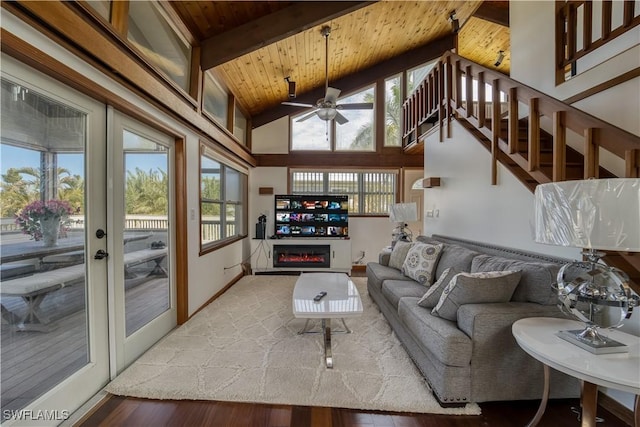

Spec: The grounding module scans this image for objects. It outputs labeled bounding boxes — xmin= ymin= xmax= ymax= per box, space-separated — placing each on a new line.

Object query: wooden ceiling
xmin=170 ymin=1 xmax=510 ymax=121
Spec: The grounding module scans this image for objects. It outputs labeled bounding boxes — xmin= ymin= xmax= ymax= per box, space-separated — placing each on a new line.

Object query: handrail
xmin=402 ymin=51 xmax=640 ymax=184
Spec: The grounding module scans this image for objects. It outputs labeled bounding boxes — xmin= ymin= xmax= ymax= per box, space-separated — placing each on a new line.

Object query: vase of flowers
xmin=15 ymin=199 xmax=73 ymax=247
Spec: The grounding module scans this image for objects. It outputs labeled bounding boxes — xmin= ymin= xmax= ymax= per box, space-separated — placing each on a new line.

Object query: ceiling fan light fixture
xmin=317 ymin=107 xmax=337 ymax=121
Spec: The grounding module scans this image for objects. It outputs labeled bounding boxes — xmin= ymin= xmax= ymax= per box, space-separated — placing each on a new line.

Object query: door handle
xmin=94 ymin=249 xmax=109 ymax=260
xmin=96 ymin=229 xmax=107 ymax=239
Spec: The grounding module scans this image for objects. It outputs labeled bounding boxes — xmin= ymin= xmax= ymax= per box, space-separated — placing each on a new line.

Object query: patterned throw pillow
xmin=431 ymin=270 xmax=522 ymax=321
xmin=402 ymin=242 xmax=444 ymax=286
xmin=417 ymin=267 xmax=459 ymax=308
xmin=389 ymin=241 xmax=415 ymax=270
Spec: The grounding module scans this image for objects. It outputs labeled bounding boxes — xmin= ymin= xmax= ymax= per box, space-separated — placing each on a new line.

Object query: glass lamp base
xmin=557 ymin=329 xmax=628 ymax=354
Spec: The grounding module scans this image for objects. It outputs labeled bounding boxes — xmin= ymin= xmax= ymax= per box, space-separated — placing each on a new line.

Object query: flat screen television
xmin=274 ymin=194 xmax=349 ymax=238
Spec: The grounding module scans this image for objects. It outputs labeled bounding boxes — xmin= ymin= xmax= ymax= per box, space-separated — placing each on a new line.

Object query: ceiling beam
xmin=200 ymin=1 xmax=374 ymax=71
xmin=252 ymin=34 xmax=456 ymax=128
xmin=473 ymin=1 xmax=509 ymax=27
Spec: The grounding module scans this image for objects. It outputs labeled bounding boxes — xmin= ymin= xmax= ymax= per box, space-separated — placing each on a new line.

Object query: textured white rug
xmin=106 ymin=275 xmax=480 ymax=415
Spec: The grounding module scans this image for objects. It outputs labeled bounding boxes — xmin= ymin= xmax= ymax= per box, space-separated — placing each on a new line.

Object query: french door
xmin=1 ymin=55 xmax=109 ymax=424
xmin=0 ymin=56 xmax=177 ymax=423
xmin=109 ymin=110 xmax=176 ymax=373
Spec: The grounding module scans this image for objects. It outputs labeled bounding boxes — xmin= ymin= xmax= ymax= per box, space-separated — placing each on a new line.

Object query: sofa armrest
xmin=457 ymin=302 xmax=566 ymax=339
xmin=379 ymin=248 xmax=392 ymax=266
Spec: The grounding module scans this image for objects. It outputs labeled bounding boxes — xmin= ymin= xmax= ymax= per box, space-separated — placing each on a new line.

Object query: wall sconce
xmin=494 ymin=50 xmax=505 ymax=67
xmin=422 ymin=177 xmax=441 ymax=188
xmin=448 ymin=11 xmax=460 ymax=34
xmin=284 ymin=76 xmax=296 ymax=99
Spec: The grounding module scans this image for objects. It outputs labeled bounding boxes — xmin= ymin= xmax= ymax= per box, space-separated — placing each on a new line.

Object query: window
xmin=233 ymin=105 xmax=248 ymax=146
xmin=335 ymin=86 xmax=375 ymax=151
xmin=291 ymin=85 xmax=375 ymax=151
xmin=203 ymin=72 xmax=228 ymax=128
xmin=127 ymin=1 xmax=192 ymax=92
xmin=384 ymin=74 xmax=402 ymax=147
xmin=407 ymin=61 xmax=436 ymax=94
xmin=200 ymin=147 xmax=247 ymax=248
xmin=291 ymin=170 xmax=397 ymax=215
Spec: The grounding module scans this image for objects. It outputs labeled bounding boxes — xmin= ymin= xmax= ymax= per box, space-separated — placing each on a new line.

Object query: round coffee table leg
xmin=322 ymin=318 xmax=333 ymax=368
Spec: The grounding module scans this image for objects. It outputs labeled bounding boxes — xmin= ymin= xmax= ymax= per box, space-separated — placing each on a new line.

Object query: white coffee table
xmin=292 ymin=272 xmax=363 ymax=368
xmin=512 ymin=317 xmax=640 ymax=427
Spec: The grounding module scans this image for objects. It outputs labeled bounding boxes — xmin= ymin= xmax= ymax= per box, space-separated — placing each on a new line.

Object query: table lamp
xmin=389 ymin=202 xmax=418 ymax=247
xmin=533 ymin=178 xmax=640 ymax=353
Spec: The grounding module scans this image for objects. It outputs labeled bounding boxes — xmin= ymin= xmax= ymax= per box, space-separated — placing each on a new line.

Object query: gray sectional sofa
xmin=366 ymin=234 xmax=580 ymax=406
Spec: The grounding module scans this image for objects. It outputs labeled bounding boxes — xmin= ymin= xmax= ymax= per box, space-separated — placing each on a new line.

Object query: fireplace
xmin=273 ymin=244 xmax=331 ymax=269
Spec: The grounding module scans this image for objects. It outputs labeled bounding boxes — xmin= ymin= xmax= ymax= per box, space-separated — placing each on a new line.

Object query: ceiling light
xmin=317 ymin=108 xmax=337 ymax=121
xmin=449 ymin=11 xmax=459 ymax=34
xmin=284 ymin=76 xmax=296 ymax=99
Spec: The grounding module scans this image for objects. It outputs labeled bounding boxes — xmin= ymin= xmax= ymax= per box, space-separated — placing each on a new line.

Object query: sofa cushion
xmin=432 ymin=242 xmax=480 ymax=279
xmin=402 ymin=242 xmax=444 ymax=286
xmin=389 ymin=241 xmax=415 ymax=270
xmin=381 ymin=280 xmax=425 ymax=310
xmin=366 ymin=262 xmax=414 ymax=293
xmin=431 ymin=271 xmax=522 ymax=321
xmin=398 ymin=297 xmax=472 ymax=367
xmin=417 ymin=267 xmax=460 ymax=309
xmin=471 ymin=255 xmax=558 ymax=305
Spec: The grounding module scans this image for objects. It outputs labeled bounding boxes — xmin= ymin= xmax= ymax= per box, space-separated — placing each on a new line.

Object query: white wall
xmin=2 ymin=12 xmax=246 ymax=317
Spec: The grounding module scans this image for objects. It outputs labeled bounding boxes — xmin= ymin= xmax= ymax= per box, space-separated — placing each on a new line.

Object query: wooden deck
xmin=1 ymin=275 xmax=169 ymax=412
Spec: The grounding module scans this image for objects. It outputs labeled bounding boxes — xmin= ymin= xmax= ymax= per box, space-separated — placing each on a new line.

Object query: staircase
xmin=402 ymin=51 xmax=640 ymax=293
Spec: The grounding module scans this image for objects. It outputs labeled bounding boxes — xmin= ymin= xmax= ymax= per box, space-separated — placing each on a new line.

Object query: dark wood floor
xmin=77 ymin=395 xmax=630 ymax=427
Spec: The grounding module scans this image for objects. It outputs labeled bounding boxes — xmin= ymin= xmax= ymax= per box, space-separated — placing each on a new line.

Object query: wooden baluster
xmin=552 ymin=111 xmax=567 ymax=182
xmin=625 ymin=149 xmax=639 ymax=178
xmin=477 ymin=72 xmax=486 ymax=128
xmin=602 ymin=0 xmax=612 ymax=39
xmin=623 ymin=0 xmax=635 ymax=27
xmin=508 ymin=87 xmax=518 ymax=154
xmin=584 ymin=127 xmax=598 ymax=178
xmin=528 ymin=98 xmax=540 ymax=172
xmin=438 ymin=61 xmax=445 ymax=142
xmin=491 ymin=80 xmax=500 ymax=185
xmin=465 ymin=65 xmax=473 ymax=118
xmin=445 ymin=57 xmax=453 ymax=139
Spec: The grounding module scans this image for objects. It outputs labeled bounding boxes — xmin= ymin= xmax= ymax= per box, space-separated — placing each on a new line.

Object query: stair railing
xmin=402 ymin=51 xmax=640 ymax=186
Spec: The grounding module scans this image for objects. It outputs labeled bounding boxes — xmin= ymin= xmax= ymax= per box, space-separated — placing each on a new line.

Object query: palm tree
xmin=350 ymin=80 xmax=402 ymax=149
xmin=125 ymin=167 xmax=168 ymax=215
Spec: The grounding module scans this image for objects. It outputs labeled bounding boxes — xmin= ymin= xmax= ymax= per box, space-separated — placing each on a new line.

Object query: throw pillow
xmin=402 ymin=242 xmax=444 ymax=286
xmin=431 ymin=270 xmax=522 ymax=321
xmin=417 ymin=267 xmax=459 ymax=308
xmin=388 ymin=241 xmax=415 ymax=270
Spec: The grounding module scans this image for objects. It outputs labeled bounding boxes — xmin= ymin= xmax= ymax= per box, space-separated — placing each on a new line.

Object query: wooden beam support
xmin=438 ymin=61 xmax=445 ymax=143
xmin=473 ymin=1 xmax=509 ymax=27
xmin=200 ymin=2 xmax=373 ymax=70
xmin=477 ymin=72 xmax=486 ymax=128
xmin=445 ymin=57 xmax=453 ymax=139
xmin=465 ymin=65 xmax=473 ymax=119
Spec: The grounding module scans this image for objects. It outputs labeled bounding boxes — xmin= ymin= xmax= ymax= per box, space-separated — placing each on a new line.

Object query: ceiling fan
xmin=282 ymin=26 xmax=373 ymax=125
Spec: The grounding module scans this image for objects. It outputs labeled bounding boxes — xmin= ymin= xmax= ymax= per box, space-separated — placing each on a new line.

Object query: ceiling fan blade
xmin=334 ymin=111 xmax=349 ymax=125
xmin=324 ymin=87 xmax=341 ymax=104
xmin=282 ymin=101 xmax=315 ymax=108
xmin=337 ymin=102 xmax=374 ymax=110
xmin=296 ymin=110 xmax=319 ymax=122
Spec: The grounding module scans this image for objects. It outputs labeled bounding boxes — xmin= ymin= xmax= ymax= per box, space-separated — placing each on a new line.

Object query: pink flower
xmin=15 ymin=199 xmax=73 ymax=241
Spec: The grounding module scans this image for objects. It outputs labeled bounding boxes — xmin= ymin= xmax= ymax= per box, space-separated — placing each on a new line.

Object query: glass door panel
xmin=110 ymin=111 xmax=176 ymax=372
xmin=0 ymin=56 xmax=108 ymax=420
xmin=122 ymin=129 xmax=170 ymax=336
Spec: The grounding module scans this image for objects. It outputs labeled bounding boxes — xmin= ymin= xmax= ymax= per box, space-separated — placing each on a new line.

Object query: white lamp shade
xmin=534 ymin=178 xmax=640 ymax=251
xmin=389 ymin=202 xmax=418 ymax=223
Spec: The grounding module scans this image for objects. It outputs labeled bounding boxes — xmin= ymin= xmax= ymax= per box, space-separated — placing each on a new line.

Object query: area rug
xmin=106 ymin=275 xmax=480 ymax=415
